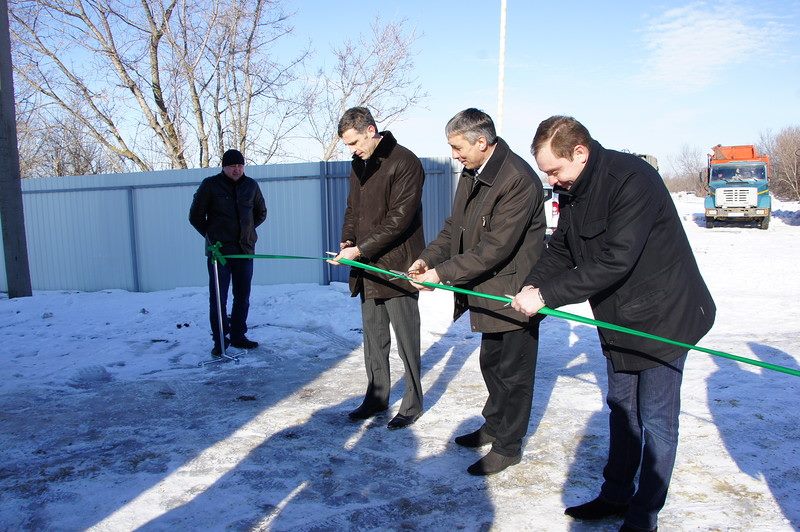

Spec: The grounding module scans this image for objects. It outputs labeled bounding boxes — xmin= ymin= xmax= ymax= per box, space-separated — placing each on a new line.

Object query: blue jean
xmin=207 ymin=257 xmax=254 ymax=344
xmin=600 ymin=353 xmax=687 ymax=530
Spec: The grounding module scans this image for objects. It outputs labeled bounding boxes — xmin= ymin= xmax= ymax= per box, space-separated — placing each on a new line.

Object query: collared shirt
xmin=475 ymin=144 xmax=496 ymax=179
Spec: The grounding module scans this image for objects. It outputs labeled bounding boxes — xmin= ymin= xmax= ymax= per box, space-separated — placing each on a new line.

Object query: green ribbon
xmin=207 ymin=242 xmax=226 ymax=265
xmin=206 ymin=243 xmax=800 ymax=378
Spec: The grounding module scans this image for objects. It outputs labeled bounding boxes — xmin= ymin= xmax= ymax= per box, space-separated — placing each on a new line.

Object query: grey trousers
xmin=359 ymin=294 xmax=423 ymax=417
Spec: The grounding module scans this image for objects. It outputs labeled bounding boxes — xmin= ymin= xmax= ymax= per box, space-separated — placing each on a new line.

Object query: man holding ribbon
xmin=409 ymin=108 xmax=546 ymax=475
xmin=189 ymin=149 xmax=267 ymax=356
xmin=512 ymin=116 xmax=716 ymax=532
xmin=331 ymin=107 xmax=426 ymax=430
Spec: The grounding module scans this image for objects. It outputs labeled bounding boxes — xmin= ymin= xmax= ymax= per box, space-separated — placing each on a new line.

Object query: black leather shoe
xmin=231 ymin=337 xmax=258 ymax=349
xmin=387 ymin=413 xmax=420 ymax=430
xmin=347 ymin=403 xmax=388 ymax=421
xmin=619 ymin=525 xmax=657 ymax=532
xmin=211 ymin=338 xmax=231 ymax=357
xmin=454 ymin=428 xmax=496 ymax=448
xmin=565 ymin=497 xmax=629 ymax=520
xmin=466 ymin=450 xmax=521 ymax=476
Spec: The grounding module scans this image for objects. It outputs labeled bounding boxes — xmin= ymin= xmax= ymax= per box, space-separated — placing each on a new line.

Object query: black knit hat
xmin=221 ymin=149 xmax=245 ymax=167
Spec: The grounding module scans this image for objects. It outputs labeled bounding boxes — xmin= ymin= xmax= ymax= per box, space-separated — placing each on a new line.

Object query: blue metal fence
xmin=0 ymin=158 xmax=458 ymax=292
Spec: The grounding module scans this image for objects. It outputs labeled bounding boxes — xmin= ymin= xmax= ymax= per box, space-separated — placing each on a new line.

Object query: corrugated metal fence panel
xmin=23 ymin=189 xmax=135 ymax=291
xmin=421 ymin=158 xmax=459 ymax=243
xmin=249 ymin=162 xmax=325 ymax=285
xmin=134 ymin=183 xmax=208 ymax=291
xmin=322 ymin=161 xmax=355 ymax=284
xmin=253 ymin=176 xmax=324 ymax=285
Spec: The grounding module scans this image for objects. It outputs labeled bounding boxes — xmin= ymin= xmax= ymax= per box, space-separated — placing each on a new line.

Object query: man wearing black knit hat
xmin=190 ymin=149 xmax=267 ymax=356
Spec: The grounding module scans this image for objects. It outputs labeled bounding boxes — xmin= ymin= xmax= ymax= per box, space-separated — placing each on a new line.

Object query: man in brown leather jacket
xmin=331 ymin=107 xmax=425 ymax=430
xmin=410 ymin=108 xmax=546 ymax=475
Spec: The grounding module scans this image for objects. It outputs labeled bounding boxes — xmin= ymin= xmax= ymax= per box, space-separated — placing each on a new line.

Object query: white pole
xmin=199 ymin=257 xmax=239 ymax=366
xmin=497 ymin=0 xmax=507 ymax=135
xmin=212 ymin=259 xmax=227 ymax=357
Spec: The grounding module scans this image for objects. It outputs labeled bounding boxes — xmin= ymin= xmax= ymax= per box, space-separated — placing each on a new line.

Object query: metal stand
xmin=199 ymin=258 xmax=240 ymax=367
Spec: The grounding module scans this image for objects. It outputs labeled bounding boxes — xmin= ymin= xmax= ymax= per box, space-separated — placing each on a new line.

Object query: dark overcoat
xmin=341 ymin=131 xmax=426 ymax=300
xmin=526 ymin=141 xmax=716 ymax=371
xmin=189 ymin=172 xmax=267 ymax=256
xmin=420 ymin=138 xmax=546 ymax=333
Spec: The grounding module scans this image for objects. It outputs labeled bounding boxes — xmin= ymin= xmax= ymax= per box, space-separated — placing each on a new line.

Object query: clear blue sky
xmin=284 ymin=0 xmax=800 ymax=173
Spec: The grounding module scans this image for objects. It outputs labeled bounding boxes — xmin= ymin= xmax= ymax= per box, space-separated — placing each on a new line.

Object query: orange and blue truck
xmin=704 ymin=144 xmax=771 ymax=230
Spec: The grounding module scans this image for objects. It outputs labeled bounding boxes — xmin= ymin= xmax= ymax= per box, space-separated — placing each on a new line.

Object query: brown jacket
xmin=420 ymin=138 xmax=546 ymax=333
xmin=341 ymin=131 xmax=425 ymax=300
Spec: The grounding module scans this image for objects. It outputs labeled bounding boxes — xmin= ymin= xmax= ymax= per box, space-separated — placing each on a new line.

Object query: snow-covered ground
xmin=1 ymin=194 xmax=799 ymax=531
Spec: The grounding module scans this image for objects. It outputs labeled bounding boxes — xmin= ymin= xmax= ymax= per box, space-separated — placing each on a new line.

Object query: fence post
xmin=319 ymin=161 xmax=331 ymax=285
xmin=127 ymin=187 xmax=141 ymax=292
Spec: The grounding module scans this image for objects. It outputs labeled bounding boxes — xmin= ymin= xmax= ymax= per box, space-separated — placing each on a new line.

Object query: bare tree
xmin=13 ymin=78 xmax=47 ymax=178
xmin=759 ymin=127 xmax=800 ymax=201
xmin=306 ymin=18 xmax=427 ymax=161
xmin=10 ymin=0 xmax=311 ymax=173
xmin=206 ymin=0 xmax=312 ymax=164
xmin=17 ymin=85 xmax=128 ymax=177
xmin=664 ymin=143 xmax=707 ymax=195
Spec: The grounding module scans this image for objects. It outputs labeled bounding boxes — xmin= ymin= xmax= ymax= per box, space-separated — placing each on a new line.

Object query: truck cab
xmin=543 ymin=184 xmax=559 ymax=238
xmin=704 ymin=144 xmax=771 ymax=230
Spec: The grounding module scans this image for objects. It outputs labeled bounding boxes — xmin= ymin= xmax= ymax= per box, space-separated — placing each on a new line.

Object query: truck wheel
xmin=705 ymin=219 xmax=714 ymax=229
xmin=760 ymin=216 xmax=770 ymax=230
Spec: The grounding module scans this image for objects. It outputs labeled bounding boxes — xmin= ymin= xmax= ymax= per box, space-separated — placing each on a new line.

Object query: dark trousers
xmin=479 ymin=324 xmax=539 ymax=456
xmin=600 ymin=353 xmax=687 ymax=531
xmin=207 ymin=257 xmax=254 ymax=345
xmin=359 ymin=294 xmax=423 ymax=417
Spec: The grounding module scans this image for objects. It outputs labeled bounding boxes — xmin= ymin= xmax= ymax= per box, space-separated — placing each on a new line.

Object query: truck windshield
xmin=710 ymin=165 xmax=766 ymax=182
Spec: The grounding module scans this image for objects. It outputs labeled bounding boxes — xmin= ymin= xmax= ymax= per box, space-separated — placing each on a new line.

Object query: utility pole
xmin=0 ymin=0 xmax=33 ymax=298
xmin=496 ymin=0 xmax=507 ymax=135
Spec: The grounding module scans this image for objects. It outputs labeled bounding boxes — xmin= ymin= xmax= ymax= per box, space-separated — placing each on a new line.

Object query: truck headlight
xmin=706 ymin=209 xmax=717 ymax=216
xmin=755 ymin=209 xmax=765 ymax=215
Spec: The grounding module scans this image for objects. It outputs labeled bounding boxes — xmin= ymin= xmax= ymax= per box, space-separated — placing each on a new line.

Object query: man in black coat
xmin=330 ymin=107 xmax=425 ymax=430
xmin=512 ymin=116 xmax=716 ymax=532
xmin=410 ymin=108 xmax=546 ymax=475
xmin=189 ymin=149 xmax=267 ymax=356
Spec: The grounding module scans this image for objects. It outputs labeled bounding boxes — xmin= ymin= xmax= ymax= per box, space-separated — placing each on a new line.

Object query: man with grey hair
xmin=409 ymin=108 xmax=546 ymax=475
xmin=330 ymin=106 xmax=426 ymax=430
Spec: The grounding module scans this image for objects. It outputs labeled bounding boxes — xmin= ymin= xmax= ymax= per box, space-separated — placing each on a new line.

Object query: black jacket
xmin=189 ymin=172 xmax=267 ymax=256
xmin=341 ymin=131 xmax=426 ymax=300
xmin=420 ymin=138 xmax=546 ymax=333
xmin=526 ymin=141 xmax=716 ymax=371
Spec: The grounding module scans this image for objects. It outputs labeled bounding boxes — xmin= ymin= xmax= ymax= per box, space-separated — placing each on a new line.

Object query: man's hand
xmin=407 ymin=259 xmax=438 ymax=291
xmin=511 ymin=285 xmax=545 ymax=317
xmin=327 ymin=242 xmax=360 ymax=265
xmin=407 ymin=259 xmax=428 ymax=277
